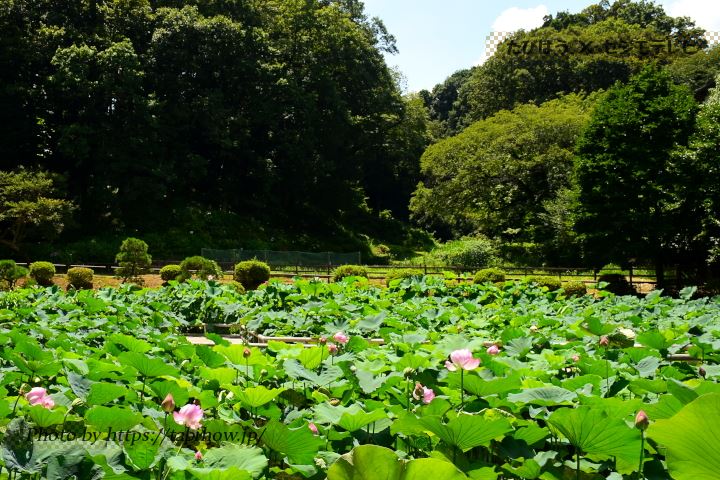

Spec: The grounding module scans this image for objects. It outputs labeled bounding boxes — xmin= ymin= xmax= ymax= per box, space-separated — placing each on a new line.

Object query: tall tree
xmin=0 ymin=169 xmax=75 ymax=254
xmin=451 ymin=0 xmax=705 ymax=128
xmin=575 ymin=66 xmax=698 ymax=285
xmin=411 ymin=93 xmax=592 ymax=262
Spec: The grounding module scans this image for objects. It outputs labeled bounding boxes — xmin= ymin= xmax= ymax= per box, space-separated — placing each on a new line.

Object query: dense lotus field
xmin=1 ymin=277 xmax=720 ymax=479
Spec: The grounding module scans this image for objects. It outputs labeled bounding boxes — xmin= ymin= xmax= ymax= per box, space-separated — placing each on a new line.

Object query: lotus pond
xmin=1 ymin=277 xmax=719 ymax=479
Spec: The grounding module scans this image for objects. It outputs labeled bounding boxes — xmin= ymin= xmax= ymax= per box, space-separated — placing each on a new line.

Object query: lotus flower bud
xmin=243 ymin=347 xmax=251 ymax=358
xmin=634 ymin=410 xmax=649 ymax=431
xmin=413 ymin=382 xmax=425 ymax=399
xmin=308 ymin=422 xmax=319 ymax=435
xmin=195 ymin=451 xmax=203 ymax=461
xmin=699 ymin=366 xmax=707 ymax=378
xmin=572 ymin=354 xmax=580 ymax=363
xmin=599 ymin=336 xmax=609 ymax=347
xmin=486 ymin=345 xmax=500 ymax=355
xmin=318 ymin=336 xmax=327 ymax=345
xmin=327 ymin=344 xmax=338 ymax=354
xmin=161 ymin=393 xmax=175 ymax=413
xmin=403 ymin=367 xmax=415 ymax=379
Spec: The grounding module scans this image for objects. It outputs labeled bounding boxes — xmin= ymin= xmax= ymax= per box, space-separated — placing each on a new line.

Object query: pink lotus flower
xmin=327 ymin=343 xmax=338 ymax=354
xmin=572 ymin=354 xmax=580 ymax=363
xmin=635 ymin=410 xmax=649 ymax=430
xmin=445 ymin=349 xmax=480 ymax=371
xmin=412 ymin=383 xmax=435 ymax=404
xmin=308 ymin=422 xmax=319 ymax=435
xmin=333 ymin=332 xmax=349 ymax=344
xmin=173 ymin=404 xmax=204 ymax=430
xmin=599 ymin=336 xmax=609 ymax=347
xmin=194 ymin=451 xmax=203 ymax=461
xmin=486 ymin=345 xmax=500 ymax=355
xmin=26 ymin=387 xmax=54 ymax=409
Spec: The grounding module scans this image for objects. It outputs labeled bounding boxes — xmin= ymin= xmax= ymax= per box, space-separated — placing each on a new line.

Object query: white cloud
xmin=491 ymin=5 xmax=549 ymax=33
xmin=663 ymin=0 xmax=720 ymax=31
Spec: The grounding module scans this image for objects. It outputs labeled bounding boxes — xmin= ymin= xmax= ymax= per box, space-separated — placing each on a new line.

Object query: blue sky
xmin=361 ymin=0 xmax=720 ymax=92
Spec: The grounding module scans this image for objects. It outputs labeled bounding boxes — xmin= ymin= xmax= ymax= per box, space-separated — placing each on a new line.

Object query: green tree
xmin=575 ymin=66 xmax=698 ymax=285
xmin=115 ymin=237 xmax=152 ymax=284
xmin=411 ymin=93 xmax=593 ymax=263
xmin=667 ymin=44 xmax=720 ymax=101
xmin=451 ymin=1 xmax=705 ymax=127
xmin=678 ymin=76 xmax=720 ymax=269
xmin=0 ymin=169 xmax=75 ymax=253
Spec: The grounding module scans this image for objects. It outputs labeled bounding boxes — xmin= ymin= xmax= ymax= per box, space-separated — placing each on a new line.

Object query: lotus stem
xmin=638 ymin=431 xmax=645 ymax=479
xmin=576 ymin=449 xmax=581 ymax=480
xmin=460 ymin=370 xmax=465 ymax=411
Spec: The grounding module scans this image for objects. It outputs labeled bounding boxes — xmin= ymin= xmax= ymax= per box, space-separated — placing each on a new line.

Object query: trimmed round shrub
xmin=115 ymin=237 xmax=152 ymax=283
xmin=179 ymin=256 xmax=223 ymax=281
xmin=333 ymin=265 xmax=368 ymax=282
xmin=228 ymin=281 xmax=246 ymax=294
xmin=473 ymin=268 xmax=506 ymax=284
xmin=562 ymin=281 xmax=587 ymax=297
xmin=160 ymin=264 xmax=182 ymax=282
xmin=385 ymin=268 xmax=423 ymax=287
xmin=0 ymin=260 xmax=28 ymax=290
xmin=597 ymin=273 xmax=636 ymax=295
xmin=29 ymin=261 xmax=55 ymax=286
xmin=526 ymin=275 xmax=562 ymax=291
xmin=67 ymin=267 xmax=93 ymax=290
xmin=233 ymin=260 xmax=271 ymax=290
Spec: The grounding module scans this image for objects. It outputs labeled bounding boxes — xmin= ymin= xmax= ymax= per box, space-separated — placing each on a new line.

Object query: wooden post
xmin=629 ymin=266 xmax=633 ymax=288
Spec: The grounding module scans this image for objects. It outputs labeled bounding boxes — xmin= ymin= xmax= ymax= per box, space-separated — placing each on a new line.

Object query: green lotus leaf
xmin=648 ymin=392 xmax=720 ymax=480
xmin=327 ymin=444 xmax=467 ymax=480
xmin=548 ymin=406 xmax=641 ymax=474
xmin=420 ymin=414 xmax=512 ymax=452
xmin=118 ymin=352 xmax=179 ymax=378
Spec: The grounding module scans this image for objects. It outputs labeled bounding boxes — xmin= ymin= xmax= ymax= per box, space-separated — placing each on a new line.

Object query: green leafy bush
xmin=233 ymin=260 xmax=271 ymax=290
xmin=0 ymin=260 xmax=28 ymax=290
xmin=372 ymin=244 xmax=392 ymax=264
xmin=597 ymin=273 xmax=636 ymax=296
xmin=333 ymin=265 xmax=368 ymax=282
xmin=115 ymin=237 xmax=152 ymax=284
xmin=29 ymin=261 xmax=55 ymax=286
xmin=385 ymin=269 xmax=423 ymax=286
xmin=599 ymin=263 xmax=624 ymax=275
xmin=179 ymin=256 xmax=223 ymax=281
xmin=562 ymin=281 xmax=588 ymax=297
xmin=428 ymin=236 xmax=498 ymax=268
xmin=159 ymin=264 xmax=182 ymax=282
xmin=473 ymin=268 xmax=506 ymax=284
xmin=67 ymin=267 xmax=93 ymax=290
xmin=526 ymin=275 xmax=562 ymax=291
xmin=228 ymin=280 xmax=246 ymax=294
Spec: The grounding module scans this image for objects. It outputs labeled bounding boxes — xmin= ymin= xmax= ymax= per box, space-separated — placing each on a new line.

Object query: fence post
xmin=629 ymin=265 xmax=633 ymax=287
xmin=423 ymin=257 xmax=427 ymax=275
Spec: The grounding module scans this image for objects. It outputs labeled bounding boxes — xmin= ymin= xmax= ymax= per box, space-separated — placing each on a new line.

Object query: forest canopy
xmin=0 ymin=0 xmax=428 ymax=258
